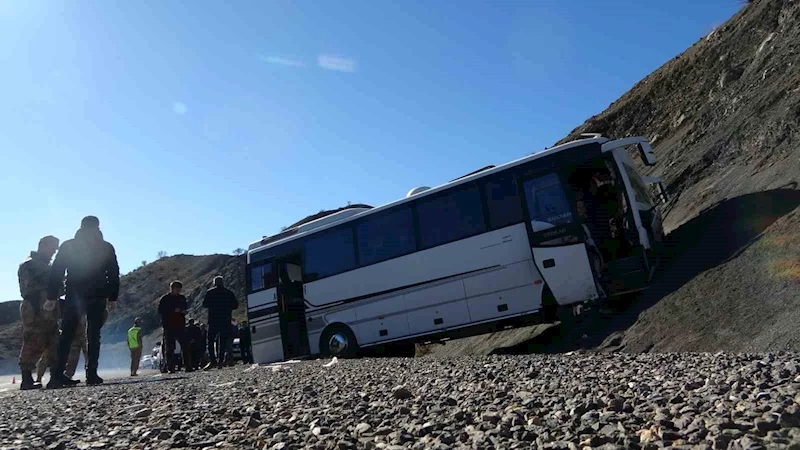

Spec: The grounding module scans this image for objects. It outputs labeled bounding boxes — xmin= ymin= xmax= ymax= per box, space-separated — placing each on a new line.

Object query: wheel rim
xmin=328 ymin=332 xmax=349 ymax=356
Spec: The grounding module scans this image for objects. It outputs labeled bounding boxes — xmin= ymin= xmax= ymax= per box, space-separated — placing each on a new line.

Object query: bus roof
xmin=247 ymin=135 xmax=609 ymax=256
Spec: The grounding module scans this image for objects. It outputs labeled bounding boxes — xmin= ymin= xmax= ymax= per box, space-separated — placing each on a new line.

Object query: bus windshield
xmin=523 ymin=173 xmax=574 ymax=230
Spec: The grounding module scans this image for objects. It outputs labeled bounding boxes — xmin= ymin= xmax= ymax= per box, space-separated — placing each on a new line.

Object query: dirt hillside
xmin=556 ymin=0 xmax=800 ymax=353
xmin=423 ymin=0 xmax=800 ymax=356
xmin=559 ymin=0 xmax=800 ymax=232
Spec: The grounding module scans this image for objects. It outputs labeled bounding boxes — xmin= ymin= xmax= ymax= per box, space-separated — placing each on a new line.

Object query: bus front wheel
xmin=320 ymin=325 xmax=359 ymax=358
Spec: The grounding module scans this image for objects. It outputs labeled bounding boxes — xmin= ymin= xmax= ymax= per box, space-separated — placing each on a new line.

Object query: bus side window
xmin=416 ymin=183 xmax=485 ymax=249
xmin=303 ymin=227 xmax=356 ymax=281
xmin=482 ymin=174 xmax=523 ymax=230
xmin=356 ymin=206 xmax=416 ymax=266
xmin=250 ymin=262 xmax=275 ymax=292
xmin=250 ymin=264 xmax=266 ymax=291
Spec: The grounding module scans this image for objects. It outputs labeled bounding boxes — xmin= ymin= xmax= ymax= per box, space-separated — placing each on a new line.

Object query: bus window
xmin=356 ymin=206 xmax=416 ymax=266
xmin=250 ymin=262 xmax=273 ymax=292
xmin=416 ymin=183 xmax=485 ymax=249
xmin=483 ymin=173 xmax=523 ymax=230
xmin=523 ymin=173 xmax=573 ymax=228
xmin=304 ymin=226 xmax=356 ymax=281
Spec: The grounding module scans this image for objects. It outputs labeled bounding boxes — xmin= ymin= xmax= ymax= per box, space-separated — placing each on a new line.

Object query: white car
xmin=139 ymin=354 xmax=156 ymax=370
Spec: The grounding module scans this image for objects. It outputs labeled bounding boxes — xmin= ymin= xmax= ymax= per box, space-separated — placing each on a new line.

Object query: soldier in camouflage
xmin=18 ymin=236 xmax=62 ymax=390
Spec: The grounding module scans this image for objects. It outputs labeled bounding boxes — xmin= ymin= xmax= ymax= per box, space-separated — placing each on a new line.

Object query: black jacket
xmin=202 ymin=286 xmax=238 ymax=326
xmin=158 ymin=294 xmax=187 ymax=329
xmin=48 ymin=228 xmax=120 ymax=302
xmin=186 ymin=324 xmax=203 ymax=345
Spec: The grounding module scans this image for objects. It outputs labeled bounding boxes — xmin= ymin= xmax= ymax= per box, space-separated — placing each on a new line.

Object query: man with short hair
xmin=47 ymin=216 xmax=120 ymax=388
xmin=128 ymin=318 xmax=143 ymax=376
xmin=18 ymin=236 xmax=63 ymax=390
xmin=203 ymin=276 xmax=238 ymax=370
xmin=158 ymin=281 xmax=192 ymax=373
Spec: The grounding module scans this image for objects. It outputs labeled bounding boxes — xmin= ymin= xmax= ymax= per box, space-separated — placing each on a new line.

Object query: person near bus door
xmin=17 ymin=236 xmax=62 ymax=390
xmin=202 ymin=276 xmax=238 ymax=370
xmin=158 ymin=281 xmax=192 ymax=373
xmin=47 ymin=216 xmax=120 ymax=388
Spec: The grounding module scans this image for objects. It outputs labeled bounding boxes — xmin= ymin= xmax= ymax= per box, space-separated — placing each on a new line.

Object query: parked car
xmin=139 ymin=354 xmax=156 ymax=370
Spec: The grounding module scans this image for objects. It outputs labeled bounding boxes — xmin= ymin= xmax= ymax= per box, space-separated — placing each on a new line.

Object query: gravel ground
xmin=1 ymin=354 xmax=799 ymax=450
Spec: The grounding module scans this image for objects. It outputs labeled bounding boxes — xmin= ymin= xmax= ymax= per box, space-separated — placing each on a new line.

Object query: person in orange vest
xmin=127 ymin=318 xmax=144 ymax=377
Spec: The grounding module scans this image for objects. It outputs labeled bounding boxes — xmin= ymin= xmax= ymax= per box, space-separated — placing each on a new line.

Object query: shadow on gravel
xmin=494 ymin=186 xmax=800 ymax=355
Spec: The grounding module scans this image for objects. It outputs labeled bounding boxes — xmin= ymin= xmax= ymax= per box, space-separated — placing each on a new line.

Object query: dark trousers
xmin=56 ymin=295 xmax=105 ymax=376
xmin=240 ymin=341 xmax=252 ymax=364
xmin=207 ymin=324 xmax=231 ymax=364
xmin=164 ymin=327 xmax=191 ymax=370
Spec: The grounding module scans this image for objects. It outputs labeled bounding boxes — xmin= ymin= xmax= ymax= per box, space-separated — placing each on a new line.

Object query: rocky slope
xmin=555 ymin=0 xmax=800 ymax=354
xmin=559 ymin=0 xmax=800 ymax=233
xmin=422 ymin=0 xmax=800 ymax=357
xmin=1 ymin=354 xmax=799 ymax=449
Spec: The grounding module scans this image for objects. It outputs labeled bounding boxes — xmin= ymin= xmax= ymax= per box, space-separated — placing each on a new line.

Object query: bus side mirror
xmin=637 ymin=142 xmax=657 ymax=166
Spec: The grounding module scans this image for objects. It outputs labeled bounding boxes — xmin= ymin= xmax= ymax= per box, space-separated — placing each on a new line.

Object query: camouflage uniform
xmin=36 ymin=314 xmax=87 ymax=381
xmin=18 ymin=252 xmax=61 ymax=374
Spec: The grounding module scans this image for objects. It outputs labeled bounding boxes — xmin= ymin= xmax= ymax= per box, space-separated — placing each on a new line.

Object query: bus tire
xmin=320 ymin=325 xmax=359 ymax=358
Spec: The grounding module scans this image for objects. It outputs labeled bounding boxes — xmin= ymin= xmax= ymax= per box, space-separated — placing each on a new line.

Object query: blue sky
xmin=0 ymin=1 xmax=740 ymax=301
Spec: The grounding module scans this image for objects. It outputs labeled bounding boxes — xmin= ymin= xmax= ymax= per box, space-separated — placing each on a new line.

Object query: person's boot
xmin=20 ymin=371 xmax=41 ymax=391
xmin=203 ymin=362 xmax=214 ymax=371
xmin=86 ymin=369 xmax=104 ymax=386
xmin=46 ymin=373 xmax=79 ymax=389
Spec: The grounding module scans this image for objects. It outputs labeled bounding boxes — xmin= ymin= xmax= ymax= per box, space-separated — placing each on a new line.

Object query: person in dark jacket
xmin=47 ymin=216 xmax=119 ymax=388
xmin=202 ymin=276 xmax=238 ymax=370
xmin=158 ymin=281 xmax=192 ymax=373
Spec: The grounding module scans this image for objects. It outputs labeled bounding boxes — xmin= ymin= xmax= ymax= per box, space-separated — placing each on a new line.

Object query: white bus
xmin=245 ymin=135 xmax=667 ymax=364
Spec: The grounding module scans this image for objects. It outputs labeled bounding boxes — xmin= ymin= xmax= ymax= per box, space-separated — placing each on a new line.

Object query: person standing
xmin=18 ymin=236 xmax=63 ymax=390
xmin=203 ymin=276 xmax=238 ymax=370
xmin=186 ymin=319 xmax=203 ymax=370
xmin=47 ymin=216 xmax=120 ymax=388
xmin=127 ymin=318 xmax=143 ymax=376
xmin=240 ymin=321 xmax=252 ymax=364
xmin=158 ymin=281 xmax=192 ymax=373
xmin=199 ymin=323 xmax=208 ymax=368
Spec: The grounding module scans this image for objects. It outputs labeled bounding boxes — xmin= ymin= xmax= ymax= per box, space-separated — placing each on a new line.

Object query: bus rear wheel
xmin=320 ymin=325 xmax=359 ymax=358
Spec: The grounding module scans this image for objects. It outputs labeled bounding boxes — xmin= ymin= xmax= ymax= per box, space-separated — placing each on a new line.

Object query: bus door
xmin=276 ymin=261 xmax=310 ymax=359
xmin=519 ymin=172 xmax=601 ymax=305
